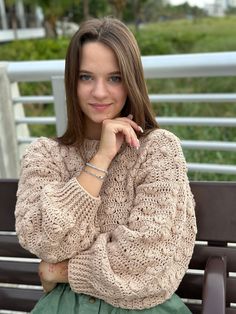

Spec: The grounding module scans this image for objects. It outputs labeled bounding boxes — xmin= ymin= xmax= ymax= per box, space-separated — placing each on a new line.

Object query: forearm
xmin=16 ymin=176 xmax=102 ymax=262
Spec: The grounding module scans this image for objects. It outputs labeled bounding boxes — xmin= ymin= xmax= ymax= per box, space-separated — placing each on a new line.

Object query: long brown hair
xmin=57 ymin=17 xmax=158 ymax=147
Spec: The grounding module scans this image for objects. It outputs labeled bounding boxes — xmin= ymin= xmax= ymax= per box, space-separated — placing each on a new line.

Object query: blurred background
xmin=0 ymin=0 xmax=236 ymax=181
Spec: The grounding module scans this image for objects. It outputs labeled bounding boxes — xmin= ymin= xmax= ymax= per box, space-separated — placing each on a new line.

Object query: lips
xmin=90 ymin=103 xmax=111 ymax=110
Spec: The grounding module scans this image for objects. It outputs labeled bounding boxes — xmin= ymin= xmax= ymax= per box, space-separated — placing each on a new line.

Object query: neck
xmin=84 ymin=123 xmax=102 ymax=140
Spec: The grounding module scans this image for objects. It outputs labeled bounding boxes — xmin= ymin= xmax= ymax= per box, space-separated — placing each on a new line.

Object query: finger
xmin=123 ymin=126 xmax=140 ymax=148
xmin=114 ymin=124 xmax=133 ymax=147
xmin=127 ymin=114 xmax=133 ymax=120
xmin=118 ymin=117 xmax=143 ymax=133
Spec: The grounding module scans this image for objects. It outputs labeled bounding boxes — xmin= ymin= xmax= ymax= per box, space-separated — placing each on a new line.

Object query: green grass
xmin=1 ymin=16 xmax=236 ymax=181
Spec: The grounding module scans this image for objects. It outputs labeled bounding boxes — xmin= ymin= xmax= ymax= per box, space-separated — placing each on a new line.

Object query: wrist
xmin=91 ymin=153 xmax=112 ymax=170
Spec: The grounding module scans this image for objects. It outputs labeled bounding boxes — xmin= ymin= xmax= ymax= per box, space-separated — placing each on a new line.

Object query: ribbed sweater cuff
xmin=42 ymin=177 xmax=101 ymax=242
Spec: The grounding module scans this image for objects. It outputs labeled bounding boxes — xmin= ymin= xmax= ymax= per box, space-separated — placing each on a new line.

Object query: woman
xmin=15 ymin=17 xmax=197 ymax=313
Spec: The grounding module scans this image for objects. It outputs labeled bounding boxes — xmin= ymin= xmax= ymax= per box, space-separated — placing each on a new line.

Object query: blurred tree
xmin=142 ymin=0 xmax=205 ymax=22
xmin=70 ymin=0 xmax=110 ymax=22
xmin=5 ymin=0 xmax=18 ymax=37
xmin=142 ymin=0 xmax=166 ymax=22
xmin=123 ymin=0 xmax=148 ymax=27
xmin=226 ymin=6 xmax=236 ymax=15
xmin=25 ymin=0 xmax=79 ymax=37
xmin=108 ymin=0 xmax=126 ymax=19
xmin=83 ymin=0 xmax=89 ymax=20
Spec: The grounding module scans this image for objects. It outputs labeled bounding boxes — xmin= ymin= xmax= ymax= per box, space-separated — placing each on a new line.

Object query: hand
xmin=97 ymin=115 xmax=143 ymax=163
xmin=38 ymin=260 xmax=69 ymax=293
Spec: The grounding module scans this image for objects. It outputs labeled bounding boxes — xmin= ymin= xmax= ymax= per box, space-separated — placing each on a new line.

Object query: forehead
xmin=80 ymin=42 xmax=120 ymax=72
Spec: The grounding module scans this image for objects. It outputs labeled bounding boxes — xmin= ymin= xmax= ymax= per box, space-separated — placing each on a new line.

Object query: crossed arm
xmin=38 ymin=259 xmax=69 ymax=292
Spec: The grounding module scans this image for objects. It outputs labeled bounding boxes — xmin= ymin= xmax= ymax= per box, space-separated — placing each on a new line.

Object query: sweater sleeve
xmin=68 ymin=130 xmax=197 ymax=309
xmin=15 ymin=138 xmax=101 ymax=263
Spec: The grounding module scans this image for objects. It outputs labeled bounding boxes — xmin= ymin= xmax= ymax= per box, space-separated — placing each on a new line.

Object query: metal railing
xmin=4 ymin=51 xmax=236 ymax=175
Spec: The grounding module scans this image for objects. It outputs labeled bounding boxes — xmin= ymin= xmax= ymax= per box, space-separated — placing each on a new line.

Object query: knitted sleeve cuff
xmin=41 ymin=177 xmax=101 ymax=243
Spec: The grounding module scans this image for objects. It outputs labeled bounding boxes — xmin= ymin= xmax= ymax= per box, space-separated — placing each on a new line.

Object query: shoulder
xmin=22 ymin=137 xmax=68 ymax=163
xmin=23 ymin=137 xmax=59 ymax=157
xmin=140 ymin=128 xmax=182 ymax=153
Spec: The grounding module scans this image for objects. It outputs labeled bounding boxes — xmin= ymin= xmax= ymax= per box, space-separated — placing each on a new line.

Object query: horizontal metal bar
xmin=157 ymin=117 xmax=236 ymax=126
xmin=7 ymin=60 xmax=65 ymax=82
xmin=16 ymin=116 xmax=236 ymax=128
xmin=15 ymin=117 xmax=56 ymax=125
xmin=18 ymin=137 xmax=236 ymax=152
xmin=6 ymin=52 xmax=236 ymax=82
xmin=12 ymin=94 xmax=236 ymax=105
xmin=143 ymin=52 xmax=236 ymax=79
xmin=149 ymin=94 xmax=236 ymax=103
xmin=181 ymin=140 xmax=236 ymax=151
xmin=17 ymin=137 xmax=38 ymax=144
xmin=187 ymin=163 xmax=236 ymax=174
xmin=0 ymin=28 xmax=45 ymax=42
xmin=13 ymin=96 xmax=54 ymax=104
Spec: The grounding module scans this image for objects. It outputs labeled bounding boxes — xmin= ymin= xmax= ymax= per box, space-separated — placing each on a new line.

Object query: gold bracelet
xmin=83 ymin=168 xmax=105 ymax=181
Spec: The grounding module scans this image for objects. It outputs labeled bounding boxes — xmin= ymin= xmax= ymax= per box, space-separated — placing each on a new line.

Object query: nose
xmin=91 ymin=79 xmax=108 ymax=100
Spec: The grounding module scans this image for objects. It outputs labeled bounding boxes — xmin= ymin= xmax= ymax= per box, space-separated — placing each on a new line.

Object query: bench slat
xmin=0 ymin=179 xmax=17 ymax=231
xmin=191 ymin=182 xmax=236 ymax=243
xmin=0 ymin=260 xmax=41 ymax=285
xmin=190 ymin=245 xmax=236 ymax=272
xmin=0 ymin=234 xmax=36 ymax=258
xmin=0 ymin=286 xmax=43 ymax=312
xmin=186 ymin=304 xmax=201 ymax=314
xmin=177 ymin=274 xmax=203 ymax=299
xmin=228 ymin=277 xmax=236 ymax=303
xmin=177 ymin=274 xmax=236 ymax=304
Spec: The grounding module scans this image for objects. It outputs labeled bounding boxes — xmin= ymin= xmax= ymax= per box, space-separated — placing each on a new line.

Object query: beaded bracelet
xmin=85 ymin=162 xmax=108 ymax=174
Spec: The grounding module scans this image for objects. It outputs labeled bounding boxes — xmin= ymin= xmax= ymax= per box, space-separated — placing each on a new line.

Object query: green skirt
xmin=31 ymin=284 xmax=191 ymax=314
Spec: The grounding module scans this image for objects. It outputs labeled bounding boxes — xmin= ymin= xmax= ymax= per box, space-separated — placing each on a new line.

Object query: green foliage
xmin=1 ymin=17 xmax=236 ymax=180
xmin=0 ymin=38 xmax=69 ymax=61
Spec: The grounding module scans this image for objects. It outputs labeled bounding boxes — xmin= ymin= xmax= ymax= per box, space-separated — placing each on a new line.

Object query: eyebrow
xmin=79 ymin=70 xmax=121 ymax=75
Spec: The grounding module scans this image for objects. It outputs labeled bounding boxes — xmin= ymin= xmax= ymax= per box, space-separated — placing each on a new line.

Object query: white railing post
xmin=0 ymin=63 xmax=19 ymax=178
xmin=12 ymin=81 xmax=31 ymax=160
xmin=51 ymin=76 xmax=67 ymax=137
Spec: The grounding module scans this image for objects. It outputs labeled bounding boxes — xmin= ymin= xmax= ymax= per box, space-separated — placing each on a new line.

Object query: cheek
xmin=115 ymin=86 xmax=127 ymax=104
xmin=77 ymin=85 xmax=89 ymax=102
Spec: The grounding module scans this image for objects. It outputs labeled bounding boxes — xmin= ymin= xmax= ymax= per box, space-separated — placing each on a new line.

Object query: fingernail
xmin=139 ymin=126 xmax=144 ymax=133
xmin=127 ymin=114 xmax=133 ymax=120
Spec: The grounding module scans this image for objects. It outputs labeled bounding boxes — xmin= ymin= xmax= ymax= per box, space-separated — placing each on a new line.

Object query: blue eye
xmin=109 ymin=76 xmax=122 ymax=83
xmin=79 ymin=74 xmax=92 ymax=81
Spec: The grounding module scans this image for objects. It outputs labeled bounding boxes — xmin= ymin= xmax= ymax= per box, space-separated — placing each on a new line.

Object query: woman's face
xmin=77 ymin=41 xmax=128 ymax=138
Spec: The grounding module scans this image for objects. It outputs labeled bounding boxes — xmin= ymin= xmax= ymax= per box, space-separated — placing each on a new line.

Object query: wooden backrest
xmin=0 ymin=179 xmax=236 ymax=313
xmin=0 ymin=179 xmax=43 ymax=312
xmin=177 ymin=182 xmax=236 ymax=314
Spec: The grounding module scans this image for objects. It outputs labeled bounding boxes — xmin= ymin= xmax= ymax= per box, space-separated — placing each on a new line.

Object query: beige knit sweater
xmin=15 ymin=128 xmax=197 ymax=310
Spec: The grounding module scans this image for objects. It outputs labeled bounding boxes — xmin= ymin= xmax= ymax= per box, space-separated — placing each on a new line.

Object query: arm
xmin=15 ymin=137 xmax=102 ymax=263
xmin=15 ymin=117 xmax=141 ymax=263
xmin=38 ymin=260 xmax=69 ymax=293
xmin=68 ymin=131 xmax=197 ymax=308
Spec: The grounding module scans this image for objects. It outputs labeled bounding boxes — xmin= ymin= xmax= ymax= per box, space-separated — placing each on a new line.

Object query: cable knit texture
xmin=15 ymin=128 xmax=197 ymax=310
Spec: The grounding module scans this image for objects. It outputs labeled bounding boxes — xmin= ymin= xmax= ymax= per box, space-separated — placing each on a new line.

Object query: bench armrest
xmin=202 ymin=256 xmax=226 ymax=314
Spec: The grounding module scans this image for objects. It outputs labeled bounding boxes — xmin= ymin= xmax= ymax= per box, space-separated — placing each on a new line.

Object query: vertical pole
xmin=0 ymin=63 xmax=19 ymax=178
xmin=0 ymin=0 xmax=8 ymax=29
xmin=16 ymin=0 xmax=26 ymax=28
xmin=51 ymin=76 xmax=67 ymax=137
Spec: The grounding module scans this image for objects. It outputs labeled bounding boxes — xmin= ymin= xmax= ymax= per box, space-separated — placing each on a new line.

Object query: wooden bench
xmin=0 ymin=179 xmax=235 ymax=313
